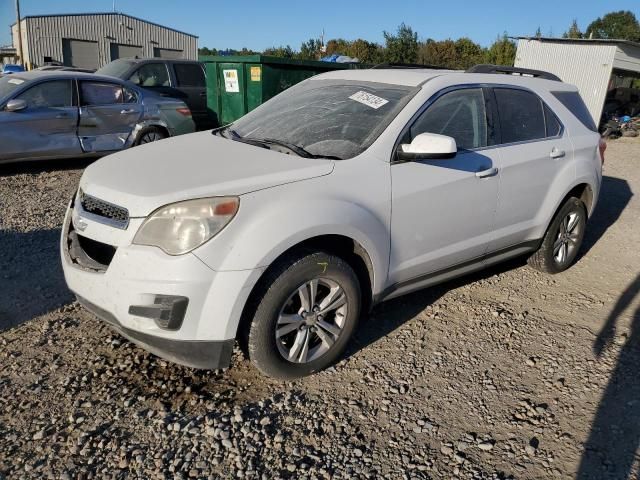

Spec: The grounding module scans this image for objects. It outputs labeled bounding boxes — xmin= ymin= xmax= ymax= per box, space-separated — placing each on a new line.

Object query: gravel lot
xmin=1 ymin=139 xmax=639 ymax=480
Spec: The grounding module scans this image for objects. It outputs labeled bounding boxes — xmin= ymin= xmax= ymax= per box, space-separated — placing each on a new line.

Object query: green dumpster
xmin=200 ymin=55 xmax=354 ymax=126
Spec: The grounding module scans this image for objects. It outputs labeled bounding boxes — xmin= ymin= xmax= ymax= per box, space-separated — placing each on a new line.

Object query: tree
xmin=263 ymin=45 xmax=295 ymax=58
xmin=535 ymin=27 xmax=542 ymax=38
xmin=298 ymin=38 xmax=324 ymax=60
xmin=485 ymin=33 xmax=516 ymax=66
xmin=585 ymin=10 xmax=640 ymax=41
xmin=325 ymin=38 xmax=384 ymax=63
xmin=383 ymin=23 xmax=418 ymax=64
xmin=418 ymin=39 xmax=457 ymax=67
xmin=563 ymin=19 xmax=583 ymax=39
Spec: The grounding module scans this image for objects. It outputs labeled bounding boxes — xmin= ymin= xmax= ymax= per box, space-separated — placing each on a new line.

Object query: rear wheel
xmin=528 ymin=197 xmax=587 ymax=274
xmin=135 ymin=127 xmax=167 ymax=145
xmin=246 ymin=251 xmax=361 ymax=379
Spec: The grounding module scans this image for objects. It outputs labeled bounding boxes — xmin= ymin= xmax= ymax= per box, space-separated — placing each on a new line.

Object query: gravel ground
xmin=0 ymin=139 xmax=639 ymax=480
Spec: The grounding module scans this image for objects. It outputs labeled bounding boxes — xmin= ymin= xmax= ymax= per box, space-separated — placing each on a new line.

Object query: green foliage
xmin=563 ymin=19 xmax=583 ymax=39
xmin=485 ymin=33 xmax=516 ymax=66
xmin=298 ymin=38 xmax=324 ymax=60
xmin=262 ymin=45 xmax=295 ymax=58
xmin=586 ymin=10 xmax=640 ymax=42
xmin=325 ymin=38 xmax=384 ymax=63
xmin=535 ymin=27 xmax=542 ymax=38
xmin=383 ymin=23 xmax=419 ymax=64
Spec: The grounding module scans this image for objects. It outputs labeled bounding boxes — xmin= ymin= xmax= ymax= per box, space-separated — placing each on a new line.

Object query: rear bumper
xmin=77 ymin=295 xmax=234 ymax=369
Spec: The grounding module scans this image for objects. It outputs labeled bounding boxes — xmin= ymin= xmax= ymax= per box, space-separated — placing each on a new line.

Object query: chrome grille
xmin=78 ymin=190 xmax=129 ymax=229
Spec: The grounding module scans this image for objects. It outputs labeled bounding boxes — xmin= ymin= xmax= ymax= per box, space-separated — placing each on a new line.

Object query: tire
xmin=528 ymin=197 xmax=587 ymax=274
xmin=134 ymin=127 xmax=167 ymax=146
xmin=246 ymin=251 xmax=361 ymax=379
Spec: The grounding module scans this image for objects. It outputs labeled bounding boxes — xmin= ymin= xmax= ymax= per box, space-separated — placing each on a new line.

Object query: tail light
xmin=598 ymin=138 xmax=606 ymax=165
xmin=176 ymin=107 xmax=192 ymax=117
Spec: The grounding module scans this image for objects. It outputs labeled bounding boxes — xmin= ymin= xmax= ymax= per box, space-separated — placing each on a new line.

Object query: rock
xmin=478 ymin=440 xmax=495 ymax=451
xmin=32 ymin=429 xmax=45 ymax=440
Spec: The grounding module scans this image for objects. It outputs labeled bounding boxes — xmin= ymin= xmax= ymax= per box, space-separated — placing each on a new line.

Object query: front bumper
xmin=60 ymin=204 xmax=262 ymax=370
xmin=77 ymin=295 xmax=234 ymax=369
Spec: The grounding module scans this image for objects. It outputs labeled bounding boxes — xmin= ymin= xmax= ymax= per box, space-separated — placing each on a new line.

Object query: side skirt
xmin=375 ymin=240 xmax=541 ymax=304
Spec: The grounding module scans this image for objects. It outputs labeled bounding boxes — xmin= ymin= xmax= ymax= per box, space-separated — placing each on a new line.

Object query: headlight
xmin=133 ymin=197 xmax=239 ymax=255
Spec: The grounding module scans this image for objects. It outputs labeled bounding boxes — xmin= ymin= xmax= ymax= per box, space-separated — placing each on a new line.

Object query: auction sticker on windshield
xmin=349 ymin=91 xmax=389 ymax=109
xmin=8 ymin=78 xmax=24 ymax=85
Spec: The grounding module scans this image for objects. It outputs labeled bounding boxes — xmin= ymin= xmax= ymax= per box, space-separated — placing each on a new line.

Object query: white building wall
xmin=515 ymin=39 xmax=617 ymax=124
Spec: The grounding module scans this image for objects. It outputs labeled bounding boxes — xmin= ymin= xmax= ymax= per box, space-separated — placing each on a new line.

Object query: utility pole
xmin=15 ymin=0 xmax=24 ymax=68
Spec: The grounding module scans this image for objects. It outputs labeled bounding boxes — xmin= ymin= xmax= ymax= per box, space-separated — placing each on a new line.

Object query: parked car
xmin=0 ymin=71 xmax=195 ymax=164
xmin=1 ymin=63 xmax=24 ymax=74
xmin=96 ymin=58 xmax=213 ymax=130
xmin=61 ymin=65 xmax=602 ymax=379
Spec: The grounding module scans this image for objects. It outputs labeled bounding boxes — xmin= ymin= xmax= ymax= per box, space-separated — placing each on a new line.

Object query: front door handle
xmin=550 ymin=148 xmax=565 ymax=159
xmin=475 ymin=167 xmax=499 ymax=178
xmin=120 ymin=108 xmax=136 ymax=114
xmin=55 ymin=113 xmax=70 ymax=119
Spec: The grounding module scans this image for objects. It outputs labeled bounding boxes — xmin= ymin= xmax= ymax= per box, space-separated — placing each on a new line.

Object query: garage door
xmin=153 ymin=47 xmax=184 ymax=59
xmin=110 ymin=43 xmax=143 ymax=61
xmin=62 ymin=39 xmax=99 ymax=70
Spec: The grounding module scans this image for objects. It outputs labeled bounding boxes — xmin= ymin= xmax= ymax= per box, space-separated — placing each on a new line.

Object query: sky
xmin=1 ymin=0 xmax=639 ymax=50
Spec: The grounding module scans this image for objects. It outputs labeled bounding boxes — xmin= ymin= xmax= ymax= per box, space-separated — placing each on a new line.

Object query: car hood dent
xmin=79 ymin=131 xmax=335 ymax=217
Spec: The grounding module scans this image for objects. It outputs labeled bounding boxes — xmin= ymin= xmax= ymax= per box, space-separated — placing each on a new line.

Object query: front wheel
xmin=528 ymin=197 xmax=587 ymax=274
xmin=246 ymin=251 xmax=361 ymax=379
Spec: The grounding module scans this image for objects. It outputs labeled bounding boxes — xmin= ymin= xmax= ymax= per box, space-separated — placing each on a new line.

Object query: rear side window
xmin=81 ymin=82 xmax=126 ymax=105
xmin=494 ymin=88 xmax=546 ymax=143
xmin=17 ymin=80 xmax=73 ymax=108
xmin=410 ymin=88 xmax=488 ymax=150
xmin=174 ymin=63 xmax=205 ymax=87
xmin=551 ymin=91 xmax=597 ymax=132
xmin=544 ymin=104 xmax=562 ymax=137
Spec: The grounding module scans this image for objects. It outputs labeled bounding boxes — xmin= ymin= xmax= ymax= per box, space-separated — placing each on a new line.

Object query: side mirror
xmin=5 ymin=98 xmax=27 ymax=112
xmin=397 ymin=132 xmax=457 ymax=161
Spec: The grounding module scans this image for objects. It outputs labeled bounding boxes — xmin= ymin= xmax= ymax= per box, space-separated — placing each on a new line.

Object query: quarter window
xmin=174 ymin=63 xmax=205 ymax=87
xmin=17 ymin=80 xmax=73 ymax=108
xmin=129 ymin=63 xmax=170 ymax=87
xmin=494 ymin=88 xmax=546 ymax=143
xmin=544 ymin=104 xmax=562 ymax=137
xmin=410 ymin=88 xmax=488 ymax=150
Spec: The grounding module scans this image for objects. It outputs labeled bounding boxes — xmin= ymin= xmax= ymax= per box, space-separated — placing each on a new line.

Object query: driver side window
xmin=129 ymin=63 xmax=170 ymax=87
xmin=410 ymin=88 xmax=488 ymax=150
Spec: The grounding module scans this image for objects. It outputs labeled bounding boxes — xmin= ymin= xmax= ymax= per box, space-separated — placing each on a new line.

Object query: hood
xmin=79 ymin=131 xmax=335 ymax=217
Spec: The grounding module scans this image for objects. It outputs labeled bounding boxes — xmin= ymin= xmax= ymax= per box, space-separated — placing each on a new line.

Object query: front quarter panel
xmin=192 ymin=157 xmax=392 ymax=296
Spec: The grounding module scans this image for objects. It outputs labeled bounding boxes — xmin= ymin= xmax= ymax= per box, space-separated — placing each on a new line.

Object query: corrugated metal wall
xmin=20 ymin=13 xmax=197 ymax=69
xmin=515 ymin=39 xmax=616 ymax=124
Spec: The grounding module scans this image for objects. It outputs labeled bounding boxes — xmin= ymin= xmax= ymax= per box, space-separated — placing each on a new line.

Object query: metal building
xmin=11 ymin=12 xmax=198 ymax=70
xmin=515 ymin=37 xmax=640 ymax=125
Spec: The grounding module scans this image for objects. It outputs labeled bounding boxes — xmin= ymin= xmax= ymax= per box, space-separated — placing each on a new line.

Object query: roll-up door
xmin=62 ymin=39 xmax=99 ymax=70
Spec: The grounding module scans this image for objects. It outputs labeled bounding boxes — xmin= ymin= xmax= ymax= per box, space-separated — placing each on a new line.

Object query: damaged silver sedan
xmin=0 ymin=71 xmax=195 ymax=164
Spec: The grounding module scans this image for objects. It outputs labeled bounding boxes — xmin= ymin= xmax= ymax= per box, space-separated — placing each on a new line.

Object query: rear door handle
xmin=120 ymin=108 xmax=136 ymax=114
xmin=55 ymin=113 xmax=70 ymax=119
xmin=550 ymin=148 xmax=565 ymax=159
xmin=475 ymin=167 xmax=499 ymax=178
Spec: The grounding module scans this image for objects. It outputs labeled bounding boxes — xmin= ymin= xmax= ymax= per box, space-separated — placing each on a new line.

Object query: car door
xmin=0 ymin=78 xmax=82 ymax=161
xmin=487 ymin=87 xmax=573 ymax=251
xmin=389 ymin=87 xmax=501 ymax=286
xmin=172 ymin=62 xmax=209 ymax=129
xmin=77 ymin=81 xmax=143 ymax=152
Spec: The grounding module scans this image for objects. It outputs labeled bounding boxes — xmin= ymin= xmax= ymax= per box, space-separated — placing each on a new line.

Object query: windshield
xmin=96 ymin=59 xmax=135 ymax=78
xmin=231 ymin=80 xmax=418 ymax=159
xmin=0 ymin=75 xmax=26 ymax=100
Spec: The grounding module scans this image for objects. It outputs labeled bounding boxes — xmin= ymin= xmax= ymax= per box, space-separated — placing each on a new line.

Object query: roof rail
xmin=370 ymin=62 xmax=448 ymax=70
xmin=466 ymin=64 xmax=561 ymax=82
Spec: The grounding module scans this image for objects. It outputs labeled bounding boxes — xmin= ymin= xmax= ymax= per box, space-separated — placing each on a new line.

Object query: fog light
xmin=128 ymin=295 xmax=188 ymax=330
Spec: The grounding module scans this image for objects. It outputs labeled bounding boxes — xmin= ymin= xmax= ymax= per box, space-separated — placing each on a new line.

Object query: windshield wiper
xmin=257 ymin=138 xmax=343 ymax=160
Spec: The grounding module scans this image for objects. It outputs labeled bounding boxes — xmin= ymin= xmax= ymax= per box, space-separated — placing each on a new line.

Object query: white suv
xmin=61 ymin=65 xmax=603 ymax=379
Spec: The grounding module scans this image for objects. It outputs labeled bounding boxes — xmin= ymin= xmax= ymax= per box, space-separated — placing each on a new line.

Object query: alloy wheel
xmin=553 ymin=211 xmax=582 ymax=265
xmin=275 ymin=279 xmax=348 ymax=364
